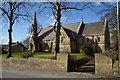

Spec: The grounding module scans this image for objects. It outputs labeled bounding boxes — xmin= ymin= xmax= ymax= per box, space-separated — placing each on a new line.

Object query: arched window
xmin=98 ymin=37 xmax=100 ymax=42
xmin=61 ymin=37 xmax=64 ymax=43
xmin=43 ymin=42 xmax=45 ymax=46
xmin=87 ymin=38 xmax=89 ymax=43
xmin=82 ymin=38 xmax=84 ymax=43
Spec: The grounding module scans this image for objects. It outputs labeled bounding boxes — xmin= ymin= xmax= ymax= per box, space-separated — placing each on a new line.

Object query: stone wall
xmin=1 ymin=53 xmax=69 ymax=72
xmin=95 ymin=54 xmax=119 ymax=78
xmin=95 ymin=54 xmax=113 ymax=77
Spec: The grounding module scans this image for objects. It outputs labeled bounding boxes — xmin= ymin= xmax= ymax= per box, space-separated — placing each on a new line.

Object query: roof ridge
xmin=62 ymin=22 xmax=80 ymax=26
xmin=85 ymin=21 xmax=104 ymax=24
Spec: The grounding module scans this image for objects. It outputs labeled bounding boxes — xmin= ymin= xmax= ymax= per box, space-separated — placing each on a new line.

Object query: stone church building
xmin=29 ymin=13 xmax=110 ymax=53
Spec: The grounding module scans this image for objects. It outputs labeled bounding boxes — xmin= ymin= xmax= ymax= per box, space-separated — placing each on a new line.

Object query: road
xmin=2 ymin=67 xmax=103 ymax=78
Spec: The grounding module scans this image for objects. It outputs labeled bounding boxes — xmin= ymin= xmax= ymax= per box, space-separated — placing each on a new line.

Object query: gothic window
xmin=61 ymin=37 xmax=64 ymax=43
xmin=98 ymin=37 xmax=100 ymax=42
xmin=51 ymin=42 xmax=53 ymax=50
xmin=87 ymin=38 xmax=89 ymax=43
xmin=82 ymin=38 xmax=84 ymax=43
xmin=43 ymin=42 xmax=45 ymax=46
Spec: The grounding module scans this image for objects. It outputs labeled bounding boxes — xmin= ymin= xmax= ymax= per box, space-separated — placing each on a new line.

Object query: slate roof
xmin=38 ymin=27 xmax=54 ymax=41
xmin=1 ymin=42 xmax=27 ymax=49
xmin=37 ymin=21 xmax=105 ymax=41
xmin=82 ymin=21 xmax=105 ymax=36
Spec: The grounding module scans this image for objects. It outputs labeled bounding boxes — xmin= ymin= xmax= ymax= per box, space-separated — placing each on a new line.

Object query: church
xmin=29 ymin=13 xmax=110 ymax=53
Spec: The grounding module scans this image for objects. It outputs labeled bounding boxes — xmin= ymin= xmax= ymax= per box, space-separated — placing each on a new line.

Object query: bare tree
xmin=0 ymin=1 xmax=33 ymax=58
xmin=99 ymin=2 xmax=120 ymax=50
xmin=38 ymin=1 xmax=91 ymax=59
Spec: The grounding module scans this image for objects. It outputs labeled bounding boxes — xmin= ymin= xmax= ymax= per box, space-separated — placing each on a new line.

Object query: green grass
xmin=70 ymin=53 xmax=93 ymax=60
xmin=0 ymin=52 xmax=26 ymax=58
xmin=0 ymin=52 xmax=54 ymax=59
xmin=0 ymin=52 xmax=93 ymax=60
xmin=33 ymin=52 xmax=54 ymax=59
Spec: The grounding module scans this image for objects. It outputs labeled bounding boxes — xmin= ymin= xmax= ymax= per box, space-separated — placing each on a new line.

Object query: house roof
xmin=1 ymin=42 xmax=27 ymax=49
xmin=37 ymin=21 xmax=105 ymax=41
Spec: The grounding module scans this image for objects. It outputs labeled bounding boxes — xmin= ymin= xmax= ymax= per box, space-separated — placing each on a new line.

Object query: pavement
xmin=1 ymin=66 xmax=104 ymax=78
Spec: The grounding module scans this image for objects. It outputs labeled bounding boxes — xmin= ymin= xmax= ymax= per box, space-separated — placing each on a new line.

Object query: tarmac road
xmin=1 ymin=67 xmax=103 ymax=78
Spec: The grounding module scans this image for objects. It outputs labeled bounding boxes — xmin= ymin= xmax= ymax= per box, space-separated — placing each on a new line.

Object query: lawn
xmin=0 ymin=52 xmax=93 ymax=60
xmin=0 ymin=52 xmax=54 ymax=59
xmin=0 ymin=52 xmax=26 ymax=58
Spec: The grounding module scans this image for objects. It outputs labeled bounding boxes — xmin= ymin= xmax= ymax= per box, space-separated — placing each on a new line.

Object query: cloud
xmin=95 ymin=2 xmax=101 ymax=5
xmin=49 ymin=19 xmax=56 ymax=26
xmin=49 ymin=16 xmax=67 ymax=26
xmin=0 ymin=36 xmax=5 ymax=39
xmin=61 ymin=17 xmax=67 ymax=21
xmin=50 ymin=15 xmax=54 ymax=19
xmin=26 ymin=34 xmax=30 ymax=36
xmin=0 ymin=35 xmax=7 ymax=44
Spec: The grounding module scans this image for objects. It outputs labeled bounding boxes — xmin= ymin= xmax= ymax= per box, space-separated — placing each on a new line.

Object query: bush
xmin=103 ymin=49 xmax=119 ymax=61
xmin=80 ymin=45 xmax=93 ymax=55
xmin=2 ymin=48 xmax=7 ymax=54
xmin=21 ymin=51 xmax=33 ymax=59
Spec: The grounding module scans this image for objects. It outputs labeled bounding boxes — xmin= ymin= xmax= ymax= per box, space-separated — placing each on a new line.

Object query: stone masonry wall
xmin=95 ymin=53 xmax=119 ymax=78
xmin=1 ymin=53 xmax=69 ymax=72
xmin=95 ymin=54 xmax=113 ymax=77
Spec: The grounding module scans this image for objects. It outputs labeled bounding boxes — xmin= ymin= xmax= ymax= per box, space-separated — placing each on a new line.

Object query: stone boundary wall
xmin=95 ymin=53 xmax=119 ymax=78
xmin=1 ymin=53 xmax=69 ymax=72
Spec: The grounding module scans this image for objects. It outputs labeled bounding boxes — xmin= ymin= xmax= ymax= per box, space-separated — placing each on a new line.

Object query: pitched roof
xmin=1 ymin=42 xmax=27 ymax=49
xmin=82 ymin=21 xmax=105 ymax=36
xmin=37 ymin=21 xmax=105 ymax=41
xmin=38 ymin=27 xmax=54 ymax=41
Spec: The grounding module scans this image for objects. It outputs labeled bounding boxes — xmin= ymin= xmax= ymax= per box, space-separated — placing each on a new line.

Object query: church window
xmin=87 ymin=38 xmax=89 ymax=43
xmin=82 ymin=38 xmax=84 ymax=43
xmin=44 ymin=42 xmax=45 ymax=46
xmin=61 ymin=37 xmax=64 ymax=43
xmin=98 ymin=37 xmax=100 ymax=42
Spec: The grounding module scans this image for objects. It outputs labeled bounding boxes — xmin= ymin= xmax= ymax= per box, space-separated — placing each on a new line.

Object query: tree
xmin=0 ymin=1 xmax=33 ymax=58
xmin=100 ymin=2 xmax=120 ymax=51
xmin=38 ymin=1 xmax=91 ymax=58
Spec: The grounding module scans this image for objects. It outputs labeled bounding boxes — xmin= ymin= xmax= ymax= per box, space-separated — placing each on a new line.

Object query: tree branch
xmin=101 ymin=2 xmax=116 ymax=9
xmin=61 ymin=2 xmax=91 ymax=11
xmin=13 ymin=2 xmax=23 ymax=13
xmin=47 ymin=0 xmax=56 ymax=7
xmin=39 ymin=6 xmax=53 ymax=13
xmin=0 ymin=7 xmax=10 ymax=20
xmin=61 ymin=7 xmax=84 ymax=10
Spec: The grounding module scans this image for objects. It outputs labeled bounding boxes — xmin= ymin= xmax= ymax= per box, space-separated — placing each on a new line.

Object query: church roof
xmin=37 ymin=21 xmax=106 ymax=41
xmin=38 ymin=27 xmax=54 ymax=41
xmin=82 ymin=21 xmax=105 ymax=36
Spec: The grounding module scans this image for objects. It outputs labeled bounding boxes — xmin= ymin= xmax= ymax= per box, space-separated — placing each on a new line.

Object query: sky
xmin=0 ymin=1 xmax=117 ymax=44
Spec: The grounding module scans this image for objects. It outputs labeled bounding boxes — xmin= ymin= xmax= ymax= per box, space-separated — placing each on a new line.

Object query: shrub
xmin=21 ymin=51 xmax=33 ymax=59
xmin=103 ymin=49 xmax=119 ymax=61
xmin=2 ymin=48 xmax=7 ymax=54
xmin=80 ymin=45 xmax=93 ymax=55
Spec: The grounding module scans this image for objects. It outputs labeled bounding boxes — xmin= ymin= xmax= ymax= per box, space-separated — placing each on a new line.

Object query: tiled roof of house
xmin=37 ymin=21 xmax=105 ymax=41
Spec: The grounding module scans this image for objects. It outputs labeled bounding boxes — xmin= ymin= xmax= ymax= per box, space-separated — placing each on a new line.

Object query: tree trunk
xmin=7 ymin=24 xmax=13 ymax=58
xmin=54 ymin=2 xmax=61 ymax=59
xmin=7 ymin=2 xmax=13 ymax=58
